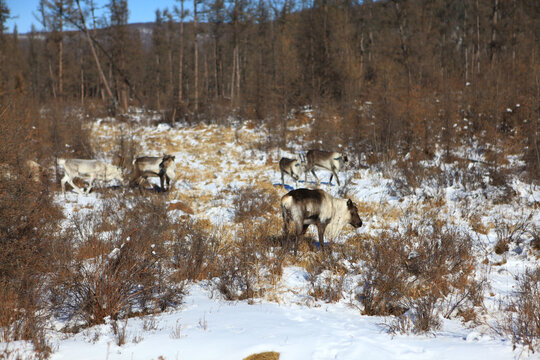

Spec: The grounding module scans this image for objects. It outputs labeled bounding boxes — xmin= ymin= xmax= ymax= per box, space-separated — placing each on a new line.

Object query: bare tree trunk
xmin=48 ymin=60 xmax=57 ymax=98
xmin=168 ymin=47 xmax=173 ymax=96
xmin=194 ymin=0 xmax=199 ymax=114
xmin=75 ymin=0 xmax=114 ymax=104
xmin=214 ymin=38 xmax=219 ymax=98
xmin=80 ymin=68 xmax=84 ymax=105
xmin=176 ymin=0 xmax=184 ymax=124
xmin=204 ymin=52 xmax=208 ymax=102
xmin=58 ymin=0 xmax=63 ymax=99
xmin=476 ymin=0 xmax=481 ymax=75
xmin=236 ymin=45 xmax=240 ymax=104
xmin=156 ymin=54 xmax=161 ymax=110
xmin=230 ymin=45 xmax=236 ymax=105
xmin=490 ymin=0 xmax=499 ymax=67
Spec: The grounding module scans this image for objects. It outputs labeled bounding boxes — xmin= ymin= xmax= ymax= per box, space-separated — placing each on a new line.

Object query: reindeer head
xmin=107 ymin=164 xmax=125 ymax=182
xmin=160 ymin=154 xmax=176 ymax=167
xmin=346 ymin=199 xmax=362 ymax=228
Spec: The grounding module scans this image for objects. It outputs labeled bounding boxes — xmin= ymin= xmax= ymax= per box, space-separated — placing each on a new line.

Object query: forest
xmin=0 ymin=0 xmax=539 ymax=359
xmin=0 ymin=0 xmax=537 ymax=174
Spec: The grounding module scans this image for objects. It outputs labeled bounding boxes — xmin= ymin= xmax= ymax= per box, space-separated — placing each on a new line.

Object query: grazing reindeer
xmin=130 ymin=154 xmax=176 ymax=193
xmin=279 ymin=157 xmax=303 ymax=189
xmin=304 ymin=150 xmax=348 ymax=186
xmin=58 ymin=158 xmax=124 ymax=194
xmin=1 ymin=160 xmax=41 ymax=182
xmin=25 ymin=160 xmax=41 ymax=182
xmin=281 ymin=188 xmax=362 ymax=255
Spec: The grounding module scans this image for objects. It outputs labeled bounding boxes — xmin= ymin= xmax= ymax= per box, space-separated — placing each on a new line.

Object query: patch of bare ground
xmin=243 ymin=352 xmax=280 ymax=360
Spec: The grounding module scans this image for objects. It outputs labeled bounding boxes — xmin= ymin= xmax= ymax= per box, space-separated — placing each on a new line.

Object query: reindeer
xmin=58 ymin=158 xmax=124 ymax=194
xmin=1 ymin=160 xmax=42 ymax=182
xmin=279 ymin=157 xmax=303 ymax=189
xmin=304 ymin=150 xmax=348 ymax=186
xmin=130 ymin=154 xmax=176 ymax=193
xmin=25 ymin=160 xmax=41 ymax=182
xmin=281 ymin=188 xmax=362 ymax=255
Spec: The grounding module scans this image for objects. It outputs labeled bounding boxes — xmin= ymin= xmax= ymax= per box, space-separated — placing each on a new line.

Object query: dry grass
xmin=243 ymin=352 xmax=280 ymax=360
xmin=168 ymin=201 xmax=195 ymax=215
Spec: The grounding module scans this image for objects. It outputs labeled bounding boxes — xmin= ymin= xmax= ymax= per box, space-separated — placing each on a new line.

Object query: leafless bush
xmin=216 ymin=222 xmax=285 ymax=301
xmin=359 ymin=213 xmax=482 ymax=333
xmin=170 ymin=219 xmax=223 ymax=282
xmin=501 ymin=267 xmax=540 ymax=352
xmin=0 ymin=99 xmax=66 ymax=357
xmin=51 ymin=197 xmax=183 ymax=328
xmin=304 ymin=250 xmax=349 ymax=303
xmin=232 ymin=185 xmax=280 ymax=223
xmin=386 ymin=296 xmax=442 ymax=335
xmin=493 ymin=213 xmax=534 ymax=255
xmin=111 ymin=319 xmax=128 ymax=346
xmin=532 ymin=232 xmax=540 ymax=253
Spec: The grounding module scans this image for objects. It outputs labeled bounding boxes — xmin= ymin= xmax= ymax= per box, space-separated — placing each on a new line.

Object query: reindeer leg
xmin=281 ymin=205 xmax=290 ymax=251
xmin=86 ymin=177 xmax=94 ymax=194
xmin=311 ymin=169 xmax=320 ymax=185
xmin=65 ymin=176 xmax=84 ymax=195
xmin=328 ymin=173 xmax=334 ymax=186
xmin=332 ymin=166 xmax=340 ymax=186
xmin=281 ymin=171 xmax=285 ymax=188
xmin=136 ymin=176 xmax=146 ymax=195
xmin=160 ymin=174 xmax=165 ymax=192
xmin=316 ymin=223 xmax=328 ymax=251
xmin=61 ymin=174 xmax=68 ymax=194
xmin=293 ymin=223 xmax=307 ymax=257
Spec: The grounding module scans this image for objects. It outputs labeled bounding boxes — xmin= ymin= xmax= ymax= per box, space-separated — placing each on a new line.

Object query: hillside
xmin=3 ymin=108 xmax=537 ymax=359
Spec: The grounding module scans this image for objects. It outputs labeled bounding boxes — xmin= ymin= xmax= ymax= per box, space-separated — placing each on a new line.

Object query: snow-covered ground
xmin=46 ymin=283 xmax=517 ymax=360
xmin=5 ymin=113 xmax=540 ymax=359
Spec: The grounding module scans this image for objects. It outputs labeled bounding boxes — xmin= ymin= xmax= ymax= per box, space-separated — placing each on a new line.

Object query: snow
xmin=4 ymin=114 xmax=540 ymax=360
xmin=48 ymin=285 xmax=518 ymax=360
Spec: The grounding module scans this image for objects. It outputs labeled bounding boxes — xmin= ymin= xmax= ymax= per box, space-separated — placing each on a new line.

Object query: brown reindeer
xmin=279 ymin=157 xmax=303 ymax=189
xmin=281 ymin=188 xmax=362 ymax=255
xmin=130 ymin=154 xmax=176 ymax=193
xmin=304 ymin=150 xmax=348 ymax=186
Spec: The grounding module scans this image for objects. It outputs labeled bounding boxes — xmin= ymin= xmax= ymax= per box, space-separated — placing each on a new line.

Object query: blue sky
xmin=5 ymin=0 xmax=187 ymax=33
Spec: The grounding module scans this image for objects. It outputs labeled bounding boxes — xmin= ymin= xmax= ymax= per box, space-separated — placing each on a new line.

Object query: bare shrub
xmin=0 ymin=99 xmax=66 ymax=356
xmin=216 ymin=222 xmax=285 ymax=301
xmin=493 ymin=213 xmax=534 ymax=255
xmin=532 ymin=232 xmax=540 ymax=253
xmin=494 ymin=239 xmax=509 ymax=255
xmin=304 ymin=250 xmax=349 ymax=303
xmin=359 ymin=212 xmax=482 ymax=333
xmin=111 ymin=319 xmax=128 ymax=346
xmin=232 ymin=185 xmax=280 ymax=223
xmin=170 ymin=219 xmax=223 ymax=282
xmin=386 ymin=296 xmax=442 ymax=335
xmin=501 ymin=267 xmax=540 ymax=352
xmin=51 ymin=197 xmax=184 ymax=328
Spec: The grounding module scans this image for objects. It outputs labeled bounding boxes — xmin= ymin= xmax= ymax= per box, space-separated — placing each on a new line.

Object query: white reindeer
xmin=281 ymin=188 xmax=362 ymax=255
xmin=304 ymin=150 xmax=348 ymax=186
xmin=58 ymin=158 xmax=124 ymax=194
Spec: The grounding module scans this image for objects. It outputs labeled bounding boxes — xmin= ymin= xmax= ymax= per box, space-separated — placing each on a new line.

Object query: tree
xmin=0 ymin=0 xmax=9 ymax=35
xmin=108 ymin=0 xmax=129 ymax=112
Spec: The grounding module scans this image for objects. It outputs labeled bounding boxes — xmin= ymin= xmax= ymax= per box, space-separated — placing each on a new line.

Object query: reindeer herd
xmin=52 ymin=147 xmax=362 ymax=254
xmin=56 ymin=154 xmax=176 ymax=195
